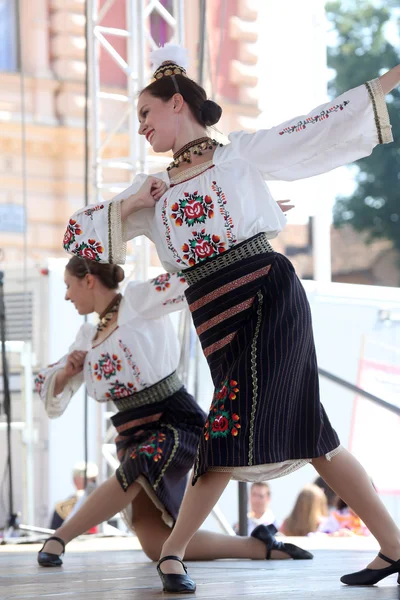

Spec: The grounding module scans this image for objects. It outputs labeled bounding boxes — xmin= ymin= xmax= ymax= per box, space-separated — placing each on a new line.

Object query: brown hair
xmin=140 ymin=75 xmax=222 ymax=127
xmin=66 ymin=256 xmax=125 ymax=289
xmin=281 ymin=484 xmax=328 ymax=537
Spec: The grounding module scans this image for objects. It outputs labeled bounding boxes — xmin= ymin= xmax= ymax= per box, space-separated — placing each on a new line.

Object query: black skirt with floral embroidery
xmin=111 ymin=380 xmax=205 ymax=525
xmin=183 ymin=234 xmax=340 ymax=484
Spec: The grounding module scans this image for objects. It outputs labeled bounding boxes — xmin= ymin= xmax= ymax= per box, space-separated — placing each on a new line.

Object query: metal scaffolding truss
xmin=86 ymin=0 xmax=185 ymax=203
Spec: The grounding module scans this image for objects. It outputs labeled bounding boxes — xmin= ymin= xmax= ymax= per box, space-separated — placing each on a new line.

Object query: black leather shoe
xmin=157 ymin=555 xmax=196 ymax=593
xmin=251 ymin=524 xmax=313 ymax=560
xmin=37 ymin=536 xmax=65 ymax=567
xmin=341 ymin=552 xmax=400 ymax=586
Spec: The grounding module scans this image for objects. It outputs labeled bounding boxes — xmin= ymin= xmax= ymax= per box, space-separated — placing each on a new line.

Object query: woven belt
xmin=183 ymin=233 xmax=274 ymax=286
xmin=112 ymin=371 xmax=183 ymax=412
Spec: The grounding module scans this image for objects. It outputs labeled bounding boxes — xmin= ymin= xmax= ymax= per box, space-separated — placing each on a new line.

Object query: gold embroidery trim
xmin=365 ymin=79 xmax=393 ymax=145
xmin=248 ymin=290 xmax=263 ymax=466
xmin=108 ymin=200 xmax=127 ymax=264
xmin=118 ymin=463 xmax=129 ymax=490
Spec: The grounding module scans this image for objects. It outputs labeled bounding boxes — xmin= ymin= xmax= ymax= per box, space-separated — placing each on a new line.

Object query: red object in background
xmin=87 ymin=526 xmax=98 ymax=535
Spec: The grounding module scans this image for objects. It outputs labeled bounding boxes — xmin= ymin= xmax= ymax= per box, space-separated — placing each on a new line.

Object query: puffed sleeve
xmin=122 ymin=272 xmax=188 ymax=319
xmin=227 ymin=79 xmax=392 ymax=181
xmin=35 ymin=323 xmax=93 ymax=419
xmin=63 ymin=173 xmax=155 ymax=265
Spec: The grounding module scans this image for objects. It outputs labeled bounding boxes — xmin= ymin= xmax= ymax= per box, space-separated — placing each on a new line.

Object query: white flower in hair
xmin=150 ymin=43 xmax=189 ymax=72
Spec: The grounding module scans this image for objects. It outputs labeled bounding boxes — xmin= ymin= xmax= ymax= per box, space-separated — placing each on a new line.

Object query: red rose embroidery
xmin=63 ymin=229 xmax=73 ymax=246
xmin=184 ymin=200 xmax=205 ymax=220
xmin=102 ymin=359 xmax=114 ymax=375
xmin=212 ymin=415 xmax=229 ymax=432
xmin=194 ymin=239 xmax=214 ymax=259
xmin=216 ymin=385 xmax=228 ymax=400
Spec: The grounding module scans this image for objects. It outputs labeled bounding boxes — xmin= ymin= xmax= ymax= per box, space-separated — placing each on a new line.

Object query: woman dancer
xmin=36 ymin=256 xmax=309 ymax=570
xmin=63 ymin=45 xmax=400 ymax=590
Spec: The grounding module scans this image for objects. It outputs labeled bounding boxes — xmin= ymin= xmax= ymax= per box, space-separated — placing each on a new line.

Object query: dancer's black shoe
xmin=341 ymin=552 xmax=400 ymax=586
xmin=251 ymin=524 xmax=313 ymax=560
xmin=37 ymin=536 xmax=65 ymax=567
xmin=157 ymin=555 xmax=196 ymax=593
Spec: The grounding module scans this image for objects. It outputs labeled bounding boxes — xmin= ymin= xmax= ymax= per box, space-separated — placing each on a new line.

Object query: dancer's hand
xmin=121 ymin=176 xmax=168 ymax=218
xmin=64 ymin=350 xmax=87 ymax=378
xmin=277 ymin=199 xmax=294 ymax=213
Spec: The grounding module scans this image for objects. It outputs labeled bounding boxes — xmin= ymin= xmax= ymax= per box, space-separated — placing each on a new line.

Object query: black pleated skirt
xmin=183 ymin=236 xmax=340 ymax=484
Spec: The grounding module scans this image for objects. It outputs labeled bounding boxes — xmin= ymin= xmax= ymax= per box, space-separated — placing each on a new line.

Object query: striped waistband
xmin=182 ymin=233 xmax=274 ymax=286
xmin=112 ymin=371 xmax=183 ymax=412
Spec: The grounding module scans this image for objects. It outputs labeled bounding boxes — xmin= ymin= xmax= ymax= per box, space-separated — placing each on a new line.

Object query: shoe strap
xmin=378 ymin=552 xmax=397 ymax=566
xmin=40 ymin=535 xmax=66 ymax=555
xmin=158 ymin=555 xmax=187 ymax=573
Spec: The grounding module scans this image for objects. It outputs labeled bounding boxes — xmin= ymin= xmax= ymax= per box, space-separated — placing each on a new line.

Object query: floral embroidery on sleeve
xmin=204 ymin=379 xmax=240 ymax=441
xmin=84 ymin=204 xmax=104 ymax=220
xmin=162 ymin=295 xmax=185 ymax=306
xmin=72 ymin=239 xmax=104 ymax=261
xmin=63 ymin=220 xmax=82 ymax=251
xmin=171 ymin=192 xmax=214 ymax=227
xmin=35 ymin=373 xmax=46 ymax=394
xmin=182 ymin=230 xmax=226 ymax=266
xmin=279 ymin=100 xmax=350 ymax=136
xmin=150 ymin=272 xmax=172 ymax=292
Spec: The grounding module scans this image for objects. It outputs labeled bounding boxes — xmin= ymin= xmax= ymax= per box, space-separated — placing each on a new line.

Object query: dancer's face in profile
xmin=137 ymin=91 xmax=179 ymax=153
xmin=64 ymin=269 xmax=95 ymax=315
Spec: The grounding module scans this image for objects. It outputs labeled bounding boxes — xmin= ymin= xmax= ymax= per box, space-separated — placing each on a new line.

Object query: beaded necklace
xmin=97 ymin=294 xmax=122 ymax=333
xmin=167 ymin=137 xmax=222 ymax=171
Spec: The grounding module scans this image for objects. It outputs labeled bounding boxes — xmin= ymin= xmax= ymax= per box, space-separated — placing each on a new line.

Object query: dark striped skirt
xmin=183 ymin=234 xmax=340 ymax=484
xmin=110 ymin=372 xmax=206 ymax=525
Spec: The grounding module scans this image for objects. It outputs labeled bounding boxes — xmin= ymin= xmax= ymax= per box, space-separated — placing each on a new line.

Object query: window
xmin=0 ymin=0 xmax=18 ymax=72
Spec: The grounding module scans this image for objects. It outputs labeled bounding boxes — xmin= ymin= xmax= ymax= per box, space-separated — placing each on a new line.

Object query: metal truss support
xmin=86 ymin=0 xmax=186 ymax=497
xmin=86 ymin=0 xmax=185 ymax=202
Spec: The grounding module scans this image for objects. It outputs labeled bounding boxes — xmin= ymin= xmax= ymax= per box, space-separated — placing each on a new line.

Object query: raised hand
xmin=136 ymin=176 xmax=169 ymax=208
xmin=64 ymin=350 xmax=87 ymax=378
xmin=277 ymin=199 xmax=294 ymax=213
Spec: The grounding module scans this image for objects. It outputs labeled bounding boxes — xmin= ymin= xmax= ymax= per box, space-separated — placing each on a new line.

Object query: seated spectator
xmin=50 ymin=461 xmax=98 ymax=531
xmin=280 ymin=484 xmax=328 ymax=536
xmin=313 ymin=476 xmax=337 ymax=511
xmin=234 ymin=482 xmax=277 ymax=535
xmin=318 ymin=497 xmax=370 ymax=536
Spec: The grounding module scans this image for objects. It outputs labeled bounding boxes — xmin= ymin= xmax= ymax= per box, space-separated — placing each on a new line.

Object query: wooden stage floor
xmin=1 ymin=535 xmax=400 ymax=599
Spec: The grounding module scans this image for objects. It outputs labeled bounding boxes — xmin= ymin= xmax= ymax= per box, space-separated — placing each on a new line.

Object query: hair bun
xmin=200 ymin=99 xmax=222 ymax=127
xmin=113 ymin=265 xmax=125 ymax=284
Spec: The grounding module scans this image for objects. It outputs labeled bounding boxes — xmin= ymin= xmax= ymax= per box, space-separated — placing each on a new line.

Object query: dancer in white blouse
xmin=64 ymin=45 xmax=400 ymax=590
xmin=36 ymin=256 xmax=309 ymax=568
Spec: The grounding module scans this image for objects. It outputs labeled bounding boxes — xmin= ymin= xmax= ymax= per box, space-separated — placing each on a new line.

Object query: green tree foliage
xmin=326 ymin=0 xmax=400 ymax=250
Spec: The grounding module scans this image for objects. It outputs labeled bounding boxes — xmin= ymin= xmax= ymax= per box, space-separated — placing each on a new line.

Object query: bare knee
xmin=138 ymin=538 xmax=162 ymax=562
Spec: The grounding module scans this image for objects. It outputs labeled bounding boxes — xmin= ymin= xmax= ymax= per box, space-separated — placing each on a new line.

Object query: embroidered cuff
xmin=109 ymin=200 xmax=127 ymax=264
xmin=365 ymin=78 xmax=393 ymax=144
xmin=45 ymin=370 xmax=72 ymax=418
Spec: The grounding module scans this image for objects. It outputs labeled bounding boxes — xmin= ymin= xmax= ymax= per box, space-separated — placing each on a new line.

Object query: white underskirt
xmin=209 ymin=445 xmax=343 ymax=482
xmin=121 ymin=474 xmax=174 ymax=534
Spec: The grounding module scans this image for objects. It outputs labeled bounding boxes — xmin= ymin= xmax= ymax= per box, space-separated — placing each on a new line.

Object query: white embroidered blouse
xmin=35 ymin=273 xmax=187 ymax=418
xmin=63 ymin=80 xmax=392 ymax=271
